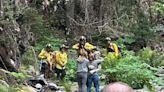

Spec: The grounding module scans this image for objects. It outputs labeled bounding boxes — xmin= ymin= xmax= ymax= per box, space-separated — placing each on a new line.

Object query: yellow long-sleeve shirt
xmin=107 ymin=43 xmax=119 ymax=57
xmin=113 ymin=43 xmax=119 ymax=57
xmin=72 ymin=42 xmax=96 ymax=50
xmin=38 ymin=49 xmax=53 ymax=64
xmin=55 ymin=51 xmax=68 ymax=69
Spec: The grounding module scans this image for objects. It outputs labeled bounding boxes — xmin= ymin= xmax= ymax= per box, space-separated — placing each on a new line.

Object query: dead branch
xmin=0 ymin=56 xmax=8 ymax=71
xmin=68 ymin=14 xmax=127 ymax=27
xmin=30 ymin=46 xmax=39 ymax=73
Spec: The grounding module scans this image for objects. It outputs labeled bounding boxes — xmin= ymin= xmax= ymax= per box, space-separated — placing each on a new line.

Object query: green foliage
xmin=65 ymin=59 xmax=77 ymax=81
xmin=0 ymin=84 xmax=20 ymax=92
xmin=130 ymin=24 xmax=154 ymax=41
xmin=9 ymin=87 xmax=20 ymax=92
xmin=102 ymin=53 xmax=119 ymax=69
xmin=138 ymin=47 xmax=164 ymax=67
xmin=102 ymin=50 xmax=161 ymax=89
xmin=22 ymin=8 xmax=47 ymax=34
xmin=152 ymin=53 xmax=164 ymax=67
xmin=114 ymin=36 xmax=136 ymax=50
xmin=0 ymin=84 xmax=8 ymax=92
xmin=9 ymin=72 xmax=29 ymax=80
xmin=3 ymin=0 xmax=14 ymax=19
xmin=62 ymin=81 xmax=72 ymax=92
xmin=35 ymin=37 xmax=63 ymax=52
xmin=151 ymin=24 xmax=164 ymax=33
xmin=0 ymin=86 xmax=20 ymax=92
xmin=116 ymin=37 xmax=136 ymax=44
xmin=138 ymin=47 xmax=154 ymax=63
xmin=152 ymin=1 xmax=164 ymax=13
xmin=22 ymin=49 xmax=35 ymax=65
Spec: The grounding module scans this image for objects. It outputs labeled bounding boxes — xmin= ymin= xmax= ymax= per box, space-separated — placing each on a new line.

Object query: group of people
xmin=38 ymin=36 xmax=121 ymax=92
xmin=38 ymin=44 xmax=68 ymax=80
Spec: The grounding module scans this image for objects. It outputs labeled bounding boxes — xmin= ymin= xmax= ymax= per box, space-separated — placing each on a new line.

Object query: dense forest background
xmin=0 ymin=0 xmax=164 ymax=92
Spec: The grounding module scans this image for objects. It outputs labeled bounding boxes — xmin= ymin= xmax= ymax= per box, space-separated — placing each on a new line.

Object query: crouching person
xmin=87 ymin=53 xmax=104 ymax=92
xmin=38 ymin=44 xmax=53 ymax=77
xmin=55 ymin=44 xmax=68 ymax=81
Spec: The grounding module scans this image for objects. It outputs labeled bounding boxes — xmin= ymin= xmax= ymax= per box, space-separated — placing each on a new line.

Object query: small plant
xmin=9 ymin=72 xmax=29 ymax=80
xmin=62 ymin=81 xmax=72 ymax=92
xmin=102 ymin=50 xmax=160 ymax=89
xmin=0 ymin=84 xmax=8 ymax=92
xmin=138 ymin=47 xmax=164 ymax=67
xmin=65 ymin=59 xmax=77 ymax=81
xmin=138 ymin=47 xmax=154 ymax=64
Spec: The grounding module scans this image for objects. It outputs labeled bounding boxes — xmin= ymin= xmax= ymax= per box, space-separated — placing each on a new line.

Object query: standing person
xmin=38 ymin=44 xmax=53 ymax=77
xmin=106 ymin=37 xmax=120 ymax=58
xmin=87 ymin=53 xmax=104 ymax=92
xmin=72 ymin=36 xmax=96 ymax=57
xmin=77 ymin=51 xmax=89 ymax=92
xmin=55 ymin=44 xmax=68 ymax=81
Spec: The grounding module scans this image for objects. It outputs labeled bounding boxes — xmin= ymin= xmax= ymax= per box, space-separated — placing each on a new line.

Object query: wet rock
xmin=27 ymin=75 xmax=64 ymax=92
xmin=48 ymin=83 xmax=59 ymax=90
xmin=27 ymin=75 xmax=47 ymax=89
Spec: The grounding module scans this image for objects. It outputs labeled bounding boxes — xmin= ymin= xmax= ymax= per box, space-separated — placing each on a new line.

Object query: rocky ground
xmin=0 ymin=65 xmax=163 ymax=92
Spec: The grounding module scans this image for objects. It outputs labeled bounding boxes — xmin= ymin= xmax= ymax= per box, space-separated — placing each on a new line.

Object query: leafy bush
xmin=138 ymin=47 xmax=154 ymax=64
xmin=102 ymin=50 xmax=160 ymax=89
xmin=22 ymin=49 xmax=35 ymax=65
xmin=152 ymin=1 xmax=164 ymax=13
xmin=102 ymin=53 xmax=119 ymax=69
xmin=10 ymin=72 xmax=28 ymax=80
xmin=152 ymin=53 xmax=164 ymax=66
xmin=138 ymin=47 xmax=164 ymax=67
xmin=22 ymin=8 xmax=46 ymax=34
xmin=62 ymin=81 xmax=72 ymax=92
xmin=0 ymin=84 xmax=8 ymax=92
xmin=0 ymin=84 xmax=21 ymax=92
xmin=35 ymin=37 xmax=63 ymax=52
xmin=65 ymin=59 xmax=77 ymax=81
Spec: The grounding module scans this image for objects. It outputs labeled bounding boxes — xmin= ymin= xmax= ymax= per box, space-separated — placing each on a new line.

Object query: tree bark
xmin=147 ymin=0 xmax=152 ymax=24
xmin=0 ymin=0 xmax=3 ymax=17
xmin=0 ymin=46 xmax=18 ymax=72
xmin=66 ymin=0 xmax=75 ymax=37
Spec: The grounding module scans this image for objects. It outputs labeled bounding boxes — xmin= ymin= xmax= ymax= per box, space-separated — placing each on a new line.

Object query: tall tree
xmin=0 ymin=0 xmax=3 ymax=17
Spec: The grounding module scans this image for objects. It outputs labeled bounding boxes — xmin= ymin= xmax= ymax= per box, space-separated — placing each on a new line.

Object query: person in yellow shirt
xmin=106 ymin=37 xmax=120 ymax=58
xmin=38 ymin=44 xmax=53 ymax=76
xmin=55 ymin=44 xmax=68 ymax=80
xmin=72 ymin=36 xmax=96 ymax=57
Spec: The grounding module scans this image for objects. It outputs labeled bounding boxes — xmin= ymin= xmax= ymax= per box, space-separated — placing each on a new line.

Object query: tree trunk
xmin=66 ymin=0 xmax=75 ymax=37
xmin=147 ymin=0 xmax=152 ymax=24
xmin=0 ymin=0 xmax=3 ymax=17
xmin=0 ymin=46 xmax=18 ymax=72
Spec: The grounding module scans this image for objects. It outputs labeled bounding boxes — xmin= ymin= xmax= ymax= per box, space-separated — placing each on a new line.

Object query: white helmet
xmin=106 ymin=37 xmax=111 ymax=41
xmin=46 ymin=43 xmax=52 ymax=48
xmin=80 ymin=36 xmax=86 ymax=41
xmin=35 ymin=83 xmax=42 ymax=89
